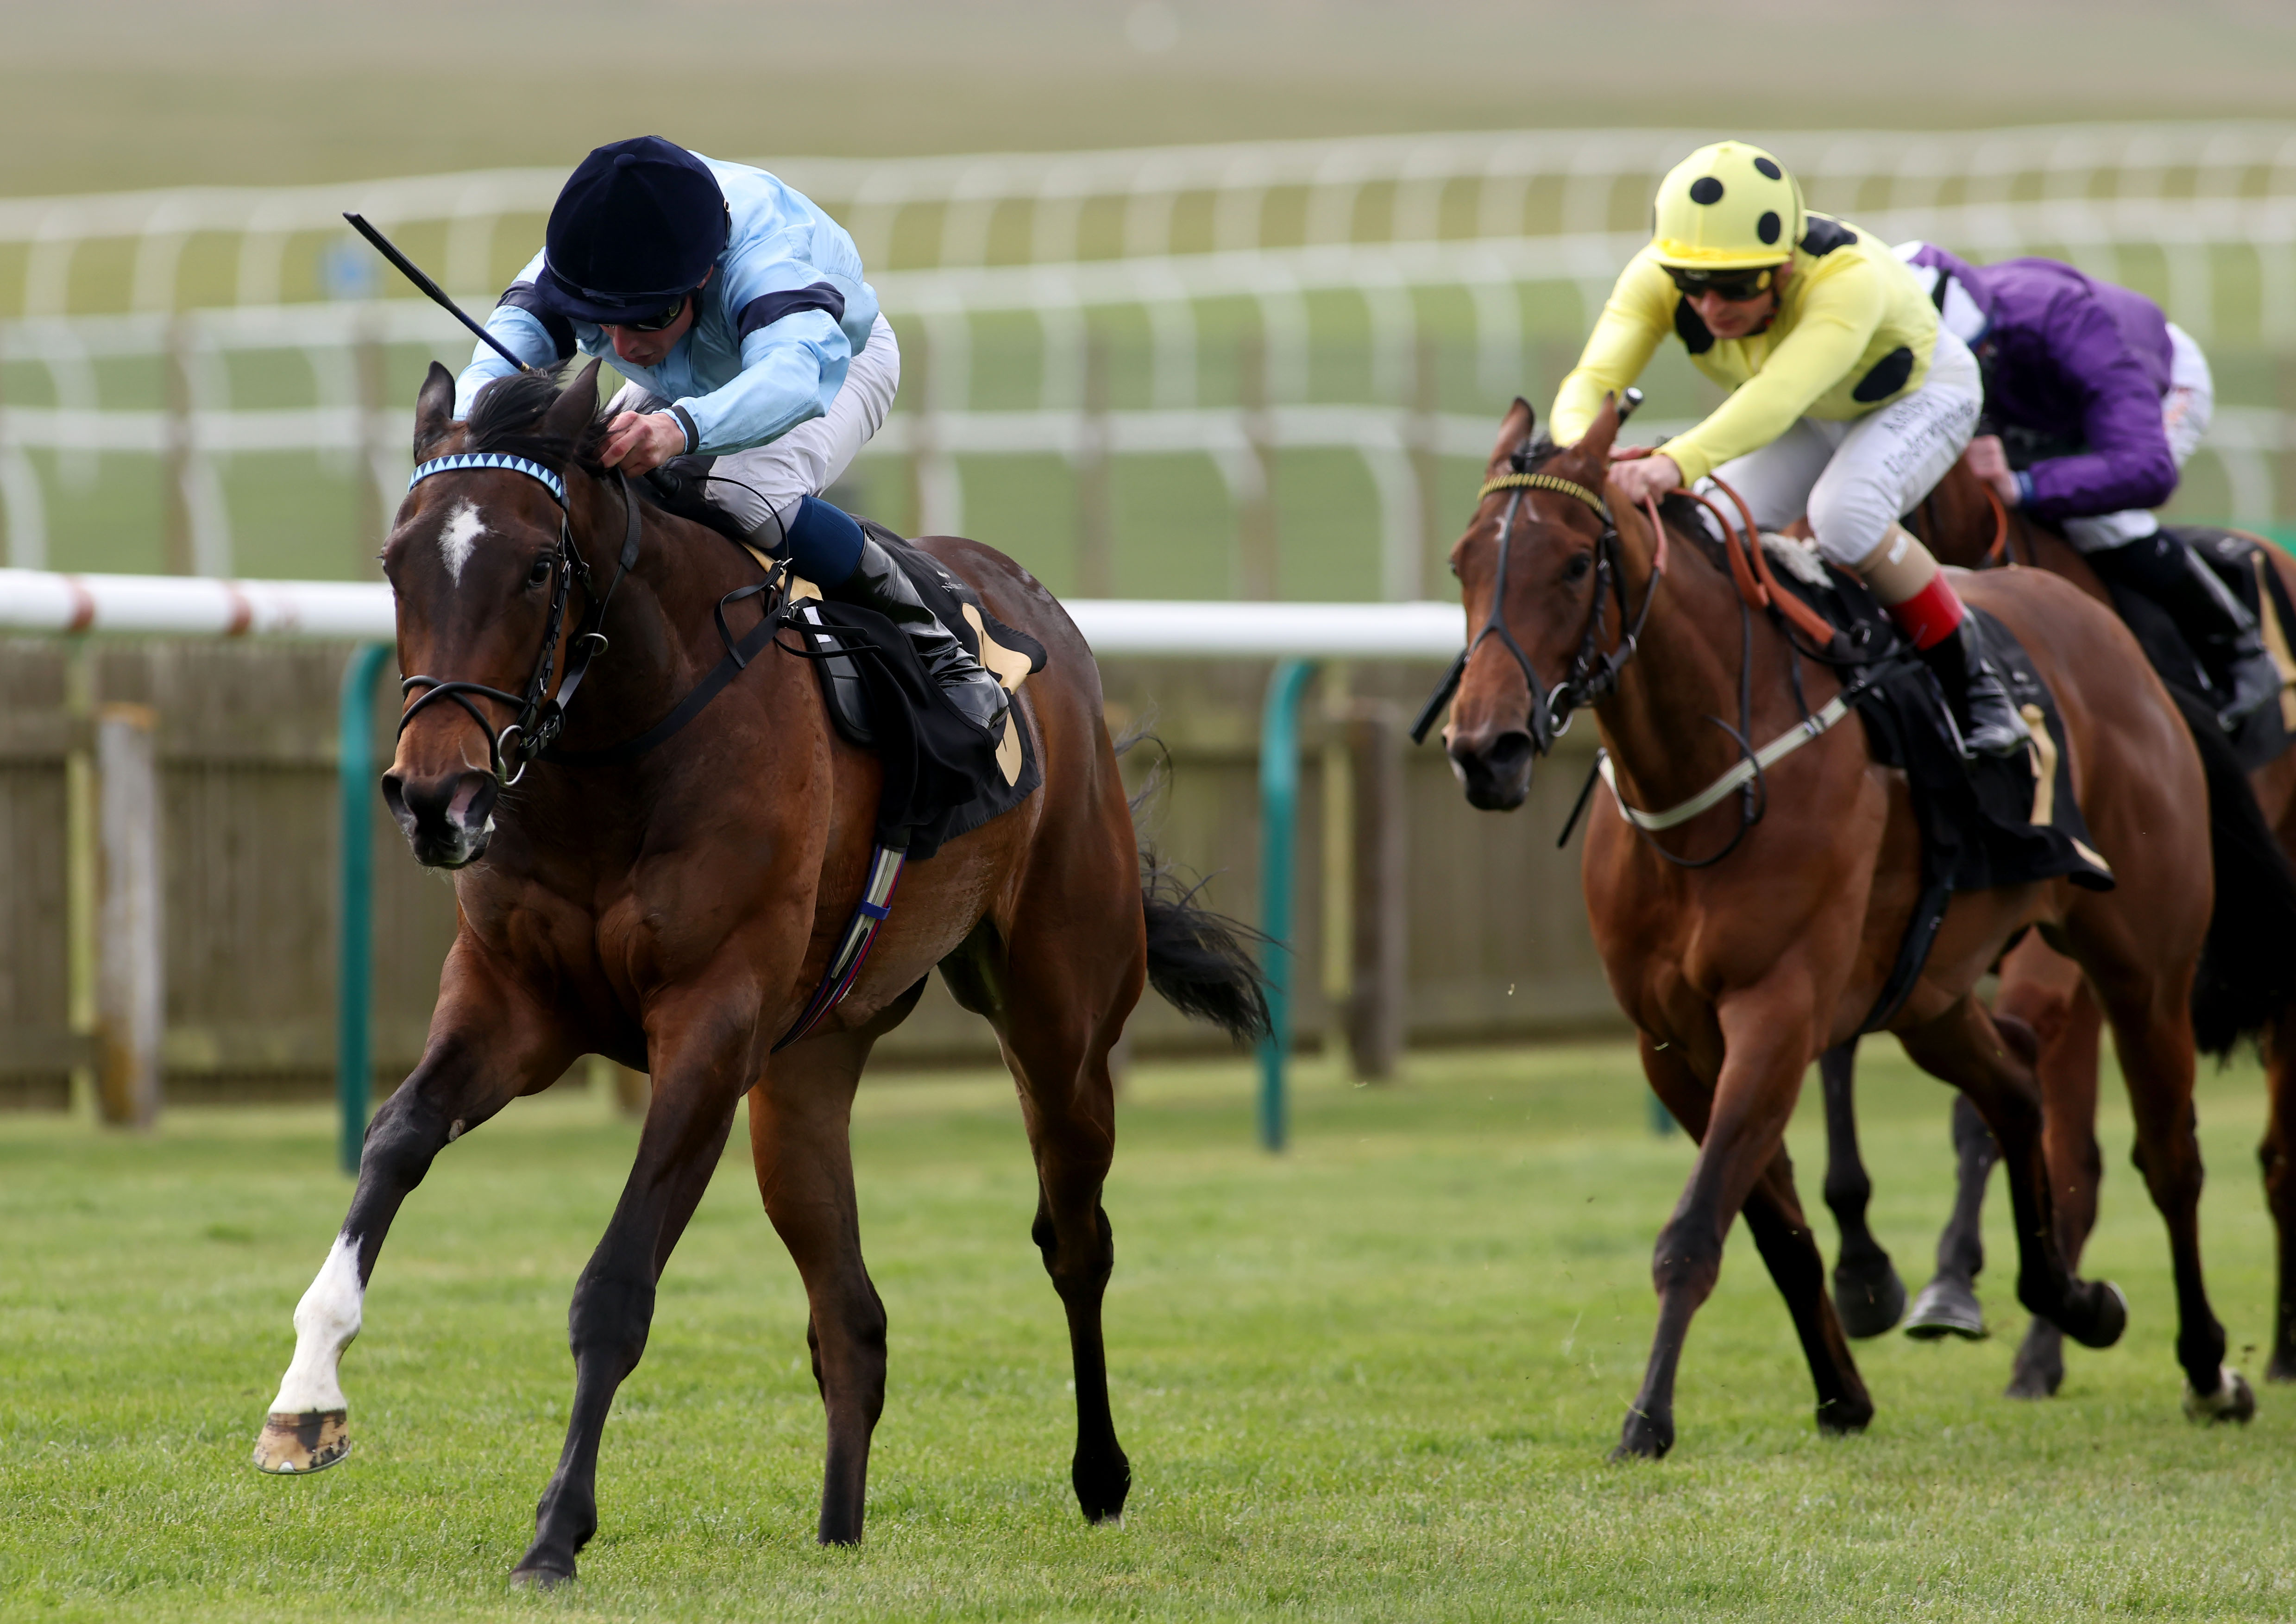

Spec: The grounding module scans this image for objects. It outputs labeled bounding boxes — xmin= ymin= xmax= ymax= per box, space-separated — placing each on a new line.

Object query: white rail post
xmin=94 ymin=700 xmax=163 ymax=1128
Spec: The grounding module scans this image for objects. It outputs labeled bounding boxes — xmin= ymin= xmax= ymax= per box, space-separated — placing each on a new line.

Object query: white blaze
xmin=437 ymin=499 xmax=484 ymax=585
xmin=268 ymin=1232 xmax=364 ymax=1414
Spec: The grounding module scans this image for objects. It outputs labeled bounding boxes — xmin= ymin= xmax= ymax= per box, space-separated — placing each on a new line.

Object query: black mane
xmin=1509 ymin=428 xmax=1726 ymax=571
xmin=464 ymin=367 xmax=611 ymax=474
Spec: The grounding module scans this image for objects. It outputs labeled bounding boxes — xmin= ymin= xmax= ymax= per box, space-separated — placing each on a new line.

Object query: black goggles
xmin=613 ymin=293 xmax=691 ymax=333
xmin=1666 ymin=264 xmax=1780 ymax=302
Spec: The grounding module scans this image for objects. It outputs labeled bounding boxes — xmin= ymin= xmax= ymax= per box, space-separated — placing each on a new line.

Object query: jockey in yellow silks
xmin=1553 ymin=140 xmax=2027 ymax=757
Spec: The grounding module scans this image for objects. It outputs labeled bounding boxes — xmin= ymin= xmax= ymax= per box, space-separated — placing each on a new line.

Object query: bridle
xmin=1411 ymin=454 xmax=1666 ymax=750
xmin=395 ymin=453 xmax=643 ymax=785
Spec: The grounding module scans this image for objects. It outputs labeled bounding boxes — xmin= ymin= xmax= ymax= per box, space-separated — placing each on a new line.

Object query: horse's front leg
xmin=1617 ymin=988 xmax=1817 ymax=1460
xmin=513 ymin=997 xmax=752 ymax=1588
xmin=252 ymin=953 xmax=575 ymax=1473
xmin=1816 ymin=1040 xmax=1906 ymax=1338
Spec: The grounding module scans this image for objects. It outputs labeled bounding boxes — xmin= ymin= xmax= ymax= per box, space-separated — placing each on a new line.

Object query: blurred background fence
xmin=9 ymin=120 xmax=2296 ymax=1109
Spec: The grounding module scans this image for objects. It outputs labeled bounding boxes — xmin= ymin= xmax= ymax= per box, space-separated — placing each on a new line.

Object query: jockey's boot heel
xmin=2093 ymin=529 xmax=2285 ymax=732
xmin=1921 ymin=618 xmax=2031 ymax=759
xmin=832 ymin=533 xmax=1010 ymax=735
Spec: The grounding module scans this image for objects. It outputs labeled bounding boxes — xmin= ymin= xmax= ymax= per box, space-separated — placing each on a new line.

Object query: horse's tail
xmin=2174 ymin=687 xmax=2296 ymax=1057
xmin=1117 ymin=722 xmax=1274 ymax=1044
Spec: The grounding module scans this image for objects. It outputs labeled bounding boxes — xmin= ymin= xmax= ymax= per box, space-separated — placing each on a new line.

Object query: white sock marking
xmin=437 ymin=499 xmax=484 ymax=585
xmin=268 ymin=1232 xmax=364 ymax=1414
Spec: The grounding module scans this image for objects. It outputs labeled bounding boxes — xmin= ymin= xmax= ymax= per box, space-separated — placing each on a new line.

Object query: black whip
xmin=341 ymin=212 xmax=536 ymax=375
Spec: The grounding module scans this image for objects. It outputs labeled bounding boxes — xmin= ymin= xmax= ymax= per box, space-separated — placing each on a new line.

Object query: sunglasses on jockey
xmin=1665 ymin=263 xmax=1784 ymax=302
xmin=607 ymin=292 xmax=693 ymax=333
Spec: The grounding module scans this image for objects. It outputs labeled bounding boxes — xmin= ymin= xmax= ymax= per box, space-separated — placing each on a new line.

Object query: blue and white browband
xmin=408 ymin=452 xmax=566 ymax=507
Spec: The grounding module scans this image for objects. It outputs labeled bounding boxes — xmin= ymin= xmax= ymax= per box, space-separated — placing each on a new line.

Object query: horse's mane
xmin=464 ymin=367 xmax=612 ymax=475
xmin=1509 ymin=430 xmax=1726 ymax=573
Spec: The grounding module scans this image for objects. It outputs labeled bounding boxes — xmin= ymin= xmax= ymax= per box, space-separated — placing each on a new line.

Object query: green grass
xmin=4 ymin=1039 xmax=2295 ymax=1621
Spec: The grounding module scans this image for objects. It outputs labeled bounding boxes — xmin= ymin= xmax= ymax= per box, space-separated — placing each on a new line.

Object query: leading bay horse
xmin=1441 ymin=392 xmax=2268 ymax=1458
xmin=1817 ymin=462 xmax=2296 ymax=1397
xmin=250 ymin=360 xmax=1270 ymax=1585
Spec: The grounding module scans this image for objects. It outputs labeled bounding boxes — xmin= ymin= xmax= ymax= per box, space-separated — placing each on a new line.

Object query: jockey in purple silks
xmin=1898 ymin=243 xmax=2281 ymax=731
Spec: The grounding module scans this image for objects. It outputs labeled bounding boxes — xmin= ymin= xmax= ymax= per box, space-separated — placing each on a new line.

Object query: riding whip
xmin=342 ymin=212 xmax=538 ymax=375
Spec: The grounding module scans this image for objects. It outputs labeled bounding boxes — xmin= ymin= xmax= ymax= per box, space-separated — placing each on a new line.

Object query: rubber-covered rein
xmin=395 ymin=455 xmax=642 ymax=784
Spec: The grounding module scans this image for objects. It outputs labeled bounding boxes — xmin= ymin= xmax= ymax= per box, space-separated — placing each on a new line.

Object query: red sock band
xmin=1883 ymin=573 xmax=1966 ymax=650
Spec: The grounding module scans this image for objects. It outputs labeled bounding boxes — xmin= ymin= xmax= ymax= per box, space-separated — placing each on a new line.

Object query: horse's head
xmin=379 ymin=359 xmax=605 ymax=868
xmin=1442 ymin=395 xmax=1624 ymax=811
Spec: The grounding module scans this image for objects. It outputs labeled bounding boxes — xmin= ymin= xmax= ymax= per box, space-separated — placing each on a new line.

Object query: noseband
xmin=1410 ymin=459 xmax=1665 ymax=749
xmin=395 ymin=453 xmax=642 ymax=784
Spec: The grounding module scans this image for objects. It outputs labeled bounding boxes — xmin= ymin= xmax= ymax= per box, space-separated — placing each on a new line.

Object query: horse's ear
xmin=1573 ymin=391 xmax=1623 ymax=466
xmin=412 ymin=362 xmax=455 ymax=456
xmin=1488 ymin=397 xmax=1535 ymax=472
xmin=542 ymin=358 xmax=604 ymax=444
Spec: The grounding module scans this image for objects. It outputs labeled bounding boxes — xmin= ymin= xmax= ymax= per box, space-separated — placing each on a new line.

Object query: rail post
xmin=1257 ymin=657 xmax=1317 ymax=1152
xmin=337 ymin=641 xmax=392 ymax=1175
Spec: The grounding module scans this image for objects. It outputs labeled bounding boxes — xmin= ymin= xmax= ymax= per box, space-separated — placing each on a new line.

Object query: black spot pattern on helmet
xmin=1757 ymin=211 xmax=1781 ymax=245
xmin=1754 ymin=157 xmax=1782 ymax=180
xmin=1689 ymin=176 xmax=1725 ymax=205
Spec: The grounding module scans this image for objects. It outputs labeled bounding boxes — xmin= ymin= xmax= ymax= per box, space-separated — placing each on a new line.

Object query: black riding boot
xmin=2090 ymin=529 xmax=2283 ymax=732
xmin=832 ymin=535 xmax=1011 ymax=734
xmin=1920 ymin=617 xmax=2031 ymax=758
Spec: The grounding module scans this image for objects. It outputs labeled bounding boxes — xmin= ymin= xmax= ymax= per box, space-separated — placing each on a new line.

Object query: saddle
xmin=1749 ymin=530 xmax=2115 ymax=1029
xmin=2093 ymin=526 xmax=2296 ymax=775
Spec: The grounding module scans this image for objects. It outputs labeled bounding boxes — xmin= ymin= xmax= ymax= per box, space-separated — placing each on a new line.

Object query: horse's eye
xmin=1563 ymin=552 xmax=1594 ymax=583
xmin=528 ymin=557 xmax=554 ymax=585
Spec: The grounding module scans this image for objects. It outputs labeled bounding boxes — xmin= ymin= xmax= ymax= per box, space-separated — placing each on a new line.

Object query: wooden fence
xmin=0 ymin=637 xmax=1620 ymax=1111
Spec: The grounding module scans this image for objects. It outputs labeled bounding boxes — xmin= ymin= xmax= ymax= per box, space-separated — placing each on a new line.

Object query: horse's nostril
xmin=1483 ymin=731 xmax=1537 ymax=782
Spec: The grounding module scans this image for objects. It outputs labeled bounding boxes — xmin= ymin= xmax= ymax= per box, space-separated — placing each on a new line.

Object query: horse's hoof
xmin=1904 ymin=1277 xmax=1987 ymax=1341
xmin=509 ymin=1562 xmax=576 ymax=1591
xmin=1815 ymin=1395 xmax=1873 ymax=1436
xmin=2183 ymin=1366 xmax=2258 ymax=1425
xmin=1073 ymin=1450 xmax=1132 ymax=1525
xmin=1832 ymin=1257 xmax=1908 ymax=1340
xmin=251 ymin=1409 xmax=350 ymax=1474
xmin=2267 ymin=1351 xmax=2296 ymax=1385
xmin=2064 ymin=1280 xmax=2128 ymax=1351
xmin=1610 ymin=1409 xmax=1673 ymax=1461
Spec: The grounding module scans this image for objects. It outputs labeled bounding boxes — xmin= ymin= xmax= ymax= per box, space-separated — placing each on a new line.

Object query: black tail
xmin=2172 ymin=687 xmax=2296 ymax=1056
xmin=1139 ymin=855 xmax=1274 ymax=1044
xmin=1115 ymin=720 xmax=1273 ymax=1045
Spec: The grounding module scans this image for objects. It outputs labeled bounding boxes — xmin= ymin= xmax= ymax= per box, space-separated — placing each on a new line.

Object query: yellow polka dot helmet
xmin=1650 ymin=141 xmax=1805 ymax=270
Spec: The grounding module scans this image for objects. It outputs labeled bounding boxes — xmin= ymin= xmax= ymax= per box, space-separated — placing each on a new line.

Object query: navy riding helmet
xmin=537 ymin=137 xmax=731 ymax=324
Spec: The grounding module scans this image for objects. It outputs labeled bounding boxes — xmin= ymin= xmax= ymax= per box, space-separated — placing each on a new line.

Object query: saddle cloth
xmin=1754 ymin=532 xmax=2116 ymax=1028
xmin=2100 ymin=526 xmax=2296 ymax=775
xmin=782 ymin=521 xmax=1046 ymax=861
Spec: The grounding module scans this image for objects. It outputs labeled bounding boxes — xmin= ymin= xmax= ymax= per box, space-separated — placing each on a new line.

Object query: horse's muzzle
xmin=1447 ymin=726 xmax=1536 ymax=812
xmin=380 ymin=767 xmax=500 ymax=868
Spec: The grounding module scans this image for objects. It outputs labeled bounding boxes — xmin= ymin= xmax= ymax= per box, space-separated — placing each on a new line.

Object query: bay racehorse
xmin=250 ymin=360 xmax=1270 ymax=1585
xmin=1816 ymin=461 xmax=2296 ymax=1397
xmin=1441 ymin=392 xmax=2273 ymax=1457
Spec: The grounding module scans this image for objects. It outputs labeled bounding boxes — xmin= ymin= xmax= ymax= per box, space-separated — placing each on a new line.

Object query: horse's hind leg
xmin=1816 ymin=1039 xmax=1907 ymax=1338
xmin=2263 ymin=1004 xmax=2296 ymax=1382
xmin=252 ymin=959 xmax=573 ymax=1474
xmin=1904 ymin=1095 xmax=2001 ymax=1342
xmin=744 ymin=1023 xmax=893 ymax=1546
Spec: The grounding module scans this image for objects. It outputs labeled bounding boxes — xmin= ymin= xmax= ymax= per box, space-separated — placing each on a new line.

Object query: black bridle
xmin=396 ymin=454 xmax=643 ymax=785
xmin=1409 ymin=455 xmax=1666 ymax=750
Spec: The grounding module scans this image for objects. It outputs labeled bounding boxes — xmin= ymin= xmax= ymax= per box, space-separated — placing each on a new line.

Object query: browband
xmin=409 ymin=452 xmax=567 ymax=508
xmin=1478 ymin=471 xmax=1612 ymax=524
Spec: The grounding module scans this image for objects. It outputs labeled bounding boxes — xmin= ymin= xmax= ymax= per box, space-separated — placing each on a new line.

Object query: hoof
xmin=1904 ymin=1276 xmax=1988 ymax=1341
xmin=2063 ymin=1280 xmax=2128 ymax=1351
xmin=2268 ymin=1352 xmax=2296 ymax=1385
xmin=2004 ymin=1320 xmax=2065 ymax=1400
xmin=251 ymin=1409 xmax=350 ymax=1474
xmin=1815 ymin=1396 xmax=1873 ymax=1436
xmin=509 ymin=1562 xmax=576 ymax=1591
xmin=2183 ymin=1366 xmax=2258 ymax=1425
xmin=1073 ymin=1450 xmax=1132 ymax=1525
xmin=1832 ymin=1257 xmax=1908 ymax=1340
xmin=1610 ymin=1408 xmax=1673 ymax=1461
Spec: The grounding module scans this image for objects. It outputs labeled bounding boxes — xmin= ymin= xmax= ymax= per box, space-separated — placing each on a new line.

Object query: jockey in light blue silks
xmin=453 ymin=135 xmax=1007 ymax=733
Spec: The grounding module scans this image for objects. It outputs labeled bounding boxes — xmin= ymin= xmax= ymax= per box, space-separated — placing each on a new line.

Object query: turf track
xmin=3 ymin=1039 xmax=2294 ymax=1621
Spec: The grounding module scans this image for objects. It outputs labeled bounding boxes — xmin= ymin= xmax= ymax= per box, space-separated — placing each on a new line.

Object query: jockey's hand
xmin=601 ymin=411 xmax=688 ymax=476
xmin=1607 ymin=452 xmax=1682 ymax=507
xmin=1963 ymin=434 xmax=2022 ymax=508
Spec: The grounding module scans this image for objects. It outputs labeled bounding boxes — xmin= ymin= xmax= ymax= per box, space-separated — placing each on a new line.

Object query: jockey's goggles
xmin=611 ymin=293 xmax=692 ymax=333
xmin=1665 ymin=264 xmax=1781 ymax=302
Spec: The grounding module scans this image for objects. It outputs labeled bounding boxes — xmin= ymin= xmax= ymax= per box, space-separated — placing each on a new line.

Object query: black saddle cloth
xmin=2098 ymin=526 xmax=2296 ymax=775
xmin=1754 ymin=537 xmax=2115 ymax=1028
xmin=785 ymin=520 xmax=1045 ymax=860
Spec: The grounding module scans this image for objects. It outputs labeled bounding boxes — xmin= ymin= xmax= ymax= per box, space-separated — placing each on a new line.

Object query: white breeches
xmin=607 ymin=310 xmax=900 ymax=535
xmin=1700 ymin=327 xmax=1984 ymax=568
xmin=2061 ymin=322 xmax=2214 ymax=554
